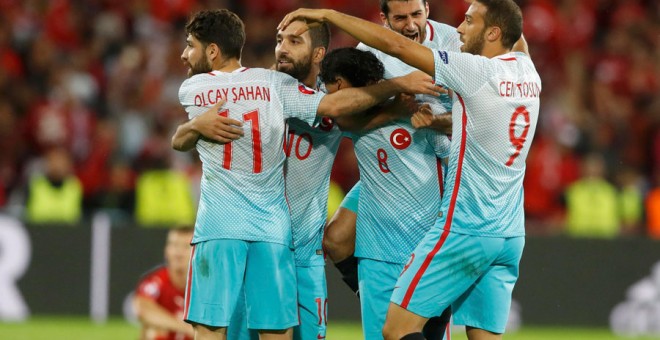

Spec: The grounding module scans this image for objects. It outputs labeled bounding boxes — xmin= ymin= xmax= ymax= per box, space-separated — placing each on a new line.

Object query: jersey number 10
xmin=218 ymin=109 xmax=262 ymax=173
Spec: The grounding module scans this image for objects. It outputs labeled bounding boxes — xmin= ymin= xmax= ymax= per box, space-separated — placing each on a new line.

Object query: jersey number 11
xmin=218 ymin=109 xmax=263 ymax=173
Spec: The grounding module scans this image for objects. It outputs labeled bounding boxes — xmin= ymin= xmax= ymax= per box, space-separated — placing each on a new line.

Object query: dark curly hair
xmin=320 ymin=48 xmax=384 ymax=87
xmin=185 ymin=9 xmax=245 ymax=60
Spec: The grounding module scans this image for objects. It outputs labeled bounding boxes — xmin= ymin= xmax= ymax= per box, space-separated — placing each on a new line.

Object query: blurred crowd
xmin=0 ymin=0 xmax=658 ymax=238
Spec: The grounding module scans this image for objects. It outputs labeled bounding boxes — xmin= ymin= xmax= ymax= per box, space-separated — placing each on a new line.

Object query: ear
xmin=486 ymin=26 xmax=502 ymax=43
xmin=425 ymin=2 xmax=430 ymax=18
xmin=380 ymin=12 xmax=388 ymax=26
xmin=206 ymin=43 xmax=220 ymax=61
xmin=312 ymin=46 xmax=326 ymax=64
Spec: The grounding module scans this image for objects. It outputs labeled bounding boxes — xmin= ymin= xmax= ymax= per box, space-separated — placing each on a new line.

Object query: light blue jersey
xmin=358 ymin=20 xmax=462 ymax=113
xmin=284 ymin=117 xmax=342 ymax=266
xmin=350 ymin=121 xmax=450 ymax=264
xmin=431 ymin=51 xmax=541 ymax=237
xmin=178 ymin=67 xmax=324 ymax=246
xmin=339 ymin=181 xmax=361 ymax=213
xmin=350 ymin=19 xmax=457 ymax=265
xmin=393 ymin=49 xmax=541 ymax=330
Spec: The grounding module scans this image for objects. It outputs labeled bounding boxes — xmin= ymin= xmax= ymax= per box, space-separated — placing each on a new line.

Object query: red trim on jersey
xmin=426 ymin=22 xmax=435 ymax=41
xmin=436 ymin=158 xmax=444 ymax=199
xmin=401 ymin=94 xmax=468 ymax=308
xmin=183 ymin=244 xmax=196 ymax=320
xmin=298 ymin=84 xmax=316 ymax=95
xmin=240 ymin=67 xmax=250 ymax=72
xmin=498 ymin=57 xmax=517 ymax=61
xmin=207 ymin=72 xmax=216 ymax=76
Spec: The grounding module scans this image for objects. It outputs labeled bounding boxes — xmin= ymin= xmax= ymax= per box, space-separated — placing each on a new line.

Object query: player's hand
xmin=411 ymin=105 xmax=452 ymax=134
xmin=193 ymin=100 xmax=243 ymax=144
xmin=278 ymin=9 xmax=331 ymax=34
xmin=393 ymin=70 xmax=446 ymax=97
xmin=411 ymin=104 xmax=434 ymax=129
xmin=390 ymin=93 xmax=419 ymax=118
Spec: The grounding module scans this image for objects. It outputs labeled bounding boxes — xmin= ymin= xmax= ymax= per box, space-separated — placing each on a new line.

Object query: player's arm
xmin=278 ymin=9 xmax=436 ymax=77
xmin=324 ymin=205 xmax=357 ymax=263
xmin=171 ymin=100 xmax=244 ymax=151
xmin=317 ymin=70 xmax=440 ymax=118
xmin=512 ymin=34 xmax=530 ymax=56
xmin=335 ymin=94 xmax=419 ymax=132
xmin=133 ymin=295 xmax=194 ymax=337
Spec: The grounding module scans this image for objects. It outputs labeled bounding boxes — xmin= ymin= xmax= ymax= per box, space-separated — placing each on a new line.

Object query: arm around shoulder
xmin=171 ymin=119 xmax=201 ymax=152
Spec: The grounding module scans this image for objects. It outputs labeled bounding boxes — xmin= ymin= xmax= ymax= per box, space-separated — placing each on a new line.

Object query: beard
xmin=188 ymin=57 xmax=212 ymax=77
xmin=276 ymin=54 xmax=312 ymax=81
xmin=460 ymin=28 xmax=486 ymax=55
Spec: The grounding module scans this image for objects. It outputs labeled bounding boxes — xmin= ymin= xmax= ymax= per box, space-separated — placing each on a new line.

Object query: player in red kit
xmin=134 ymin=227 xmax=195 ymax=340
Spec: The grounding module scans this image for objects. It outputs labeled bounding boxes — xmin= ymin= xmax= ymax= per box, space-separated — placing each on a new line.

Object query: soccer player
xmin=323 ymin=0 xmax=457 ymax=284
xmin=324 ymin=2 xmax=458 ymax=338
xmin=171 ymin=9 xmax=441 ymax=340
xmin=320 ymin=47 xmax=451 ymax=340
xmin=278 ymin=0 xmax=541 ymax=338
xmin=276 ymin=19 xmax=337 ymax=340
xmin=133 ymin=227 xmax=195 ymax=340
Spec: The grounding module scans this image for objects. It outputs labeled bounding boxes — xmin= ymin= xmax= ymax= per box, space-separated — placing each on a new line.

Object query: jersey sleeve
xmin=433 ymin=50 xmax=493 ymax=97
xmin=339 ymin=181 xmax=361 ymax=214
xmin=428 ymin=131 xmax=451 ymax=159
xmin=178 ymin=77 xmax=197 ymax=119
xmin=272 ymin=71 xmax=325 ymax=126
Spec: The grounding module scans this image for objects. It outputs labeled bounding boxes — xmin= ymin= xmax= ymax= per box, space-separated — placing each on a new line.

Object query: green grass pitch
xmin=0 ymin=317 xmax=657 ymax=339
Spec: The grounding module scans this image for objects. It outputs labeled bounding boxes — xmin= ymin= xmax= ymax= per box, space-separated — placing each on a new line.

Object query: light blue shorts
xmin=294 ymin=265 xmax=328 ymax=340
xmin=391 ymin=228 xmax=524 ymax=334
xmin=358 ymin=258 xmax=404 ymax=340
xmin=226 ymin=264 xmax=327 ymax=340
xmin=184 ymin=239 xmax=298 ymax=330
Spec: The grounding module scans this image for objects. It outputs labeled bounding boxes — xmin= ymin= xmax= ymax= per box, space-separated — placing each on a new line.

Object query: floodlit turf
xmin=0 ymin=317 xmax=658 ymax=340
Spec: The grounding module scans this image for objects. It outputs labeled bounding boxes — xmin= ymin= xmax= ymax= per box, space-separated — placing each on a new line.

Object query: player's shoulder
xmin=356 ymin=42 xmax=380 ymax=56
xmin=426 ymin=20 xmax=461 ymax=50
xmin=137 ymin=264 xmax=168 ymax=284
xmin=427 ymin=19 xmax=457 ymax=37
xmin=179 ymin=71 xmax=218 ymax=99
xmin=266 ymin=68 xmax=307 ymax=88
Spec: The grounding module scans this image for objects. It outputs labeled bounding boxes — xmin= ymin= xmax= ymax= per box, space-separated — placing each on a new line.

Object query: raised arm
xmin=278 ymin=9 xmax=436 ymax=77
xmin=512 ymin=34 xmax=529 ymax=56
xmin=317 ymin=70 xmax=441 ymax=118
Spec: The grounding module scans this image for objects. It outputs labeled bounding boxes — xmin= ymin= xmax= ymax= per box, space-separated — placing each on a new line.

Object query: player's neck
xmin=300 ymin=65 xmax=320 ymax=89
xmin=481 ymin=43 xmax=511 ymax=59
xmin=214 ymin=58 xmax=242 ymax=73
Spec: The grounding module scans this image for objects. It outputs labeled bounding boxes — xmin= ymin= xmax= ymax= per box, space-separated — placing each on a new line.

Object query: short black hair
xmin=309 ymin=22 xmax=331 ymax=50
xmin=380 ymin=0 xmax=427 ymax=16
xmin=477 ymin=0 xmax=523 ymax=49
xmin=185 ymin=9 xmax=245 ymax=60
xmin=320 ymin=48 xmax=384 ymax=87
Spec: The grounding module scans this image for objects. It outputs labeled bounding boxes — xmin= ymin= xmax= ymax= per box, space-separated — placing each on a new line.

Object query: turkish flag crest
xmin=319 ymin=117 xmax=334 ymax=131
xmin=390 ymin=128 xmax=412 ymax=150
